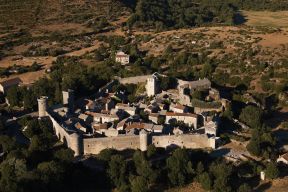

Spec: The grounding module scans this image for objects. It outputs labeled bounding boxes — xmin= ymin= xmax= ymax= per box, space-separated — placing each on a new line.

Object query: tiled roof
xmin=281 ymin=153 xmax=288 ymax=161
xmin=149 ymin=113 xmax=159 ymax=117
xmin=171 ymin=104 xmax=186 ymax=110
xmin=85 ymin=111 xmax=118 ymax=118
xmin=126 ymin=123 xmax=145 ymax=130
xmin=0 ymin=77 xmax=22 ymax=88
xmin=166 ymin=112 xmax=197 ymax=118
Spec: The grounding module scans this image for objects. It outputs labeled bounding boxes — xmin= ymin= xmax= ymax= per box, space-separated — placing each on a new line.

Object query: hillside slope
xmin=0 ymin=0 xmax=131 ymax=31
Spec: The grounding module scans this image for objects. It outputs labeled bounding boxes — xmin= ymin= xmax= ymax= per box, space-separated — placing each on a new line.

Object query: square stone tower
xmin=146 ymin=73 xmax=159 ymax=97
xmin=62 ymin=89 xmax=74 ymax=113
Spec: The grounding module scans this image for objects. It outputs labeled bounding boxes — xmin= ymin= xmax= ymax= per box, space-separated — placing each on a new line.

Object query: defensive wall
xmin=47 ymin=111 xmax=216 ymax=156
xmin=83 ymin=135 xmax=140 ymax=154
xmin=82 ymin=133 xmax=216 ymax=155
xmin=152 ymin=134 xmax=216 ymax=149
xmin=48 ymin=112 xmax=83 ymax=156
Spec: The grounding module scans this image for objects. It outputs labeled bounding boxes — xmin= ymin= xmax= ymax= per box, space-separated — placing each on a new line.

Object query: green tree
xmin=54 ymin=149 xmax=74 ymax=162
xmin=0 ymin=158 xmax=28 ymax=192
xmin=133 ymin=151 xmax=157 ymax=184
xmin=239 ymin=105 xmax=263 ymax=128
xmin=23 ymin=91 xmax=34 ymax=110
xmin=37 ymin=161 xmax=65 ymax=190
xmin=196 ymin=162 xmax=204 ymax=175
xmin=98 ymin=148 xmax=117 ymax=162
xmin=238 ymin=183 xmax=252 ymax=192
xmin=209 ymin=162 xmax=233 ymax=192
xmin=222 ymin=104 xmax=234 ymax=119
xmin=246 ymin=138 xmax=261 ymax=156
xmin=166 ymin=148 xmax=194 ymax=186
xmin=130 ymin=176 xmax=149 ymax=192
xmin=199 ymin=172 xmax=213 ymax=191
xmin=147 ymin=144 xmax=157 ymax=159
xmin=201 ymin=62 xmax=214 ymax=78
xmin=0 ymin=136 xmax=17 ymax=153
xmin=265 ymin=162 xmax=279 ymax=179
xmin=0 ymin=118 xmax=6 ymax=132
xmin=6 ymin=86 xmax=22 ymax=107
xmin=29 ymin=135 xmax=51 ymax=152
xmin=107 ymin=155 xmax=128 ymax=189
xmin=157 ymin=116 xmax=166 ymax=125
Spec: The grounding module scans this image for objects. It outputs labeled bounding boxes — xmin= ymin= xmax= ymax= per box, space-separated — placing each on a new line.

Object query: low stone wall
xmin=194 ymin=106 xmax=222 ymax=114
xmin=118 ymin=75 xmax=151 ymax=85
xmin=152 ymin=134 xmax=215 ymax=149
xmin=83 ymin=135 xmax=140 ymax=154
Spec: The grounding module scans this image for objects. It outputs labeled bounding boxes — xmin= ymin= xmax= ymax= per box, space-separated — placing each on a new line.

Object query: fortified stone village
xmin=37 ymin=73 xmax=226 ymax=156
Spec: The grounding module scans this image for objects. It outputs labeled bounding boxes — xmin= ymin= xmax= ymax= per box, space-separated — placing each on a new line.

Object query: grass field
xmin=242 ymin=10 xmax=288 ymax=28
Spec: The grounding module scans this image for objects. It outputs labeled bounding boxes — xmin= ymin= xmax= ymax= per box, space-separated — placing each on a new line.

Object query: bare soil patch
xmin=166 ymin=182 xmax=205 ymax=192
xmin=243 ymin=10 xmax=288 ymax=28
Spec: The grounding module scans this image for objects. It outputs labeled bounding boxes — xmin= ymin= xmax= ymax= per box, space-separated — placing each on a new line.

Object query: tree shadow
xmin=120 ymin=0 xmax=137 ymax=10
xmin=265 ymin=110 xmax=288 ymax=129
xmin=209 ymin=148 xmax=231 ymax=158
xmin=278 ymin=163 xmax=288 ymax=178
xmin=255 ymin=181 xmax=272 ymax=192
xmin=234 ymin=11 xmax=247 ymax=25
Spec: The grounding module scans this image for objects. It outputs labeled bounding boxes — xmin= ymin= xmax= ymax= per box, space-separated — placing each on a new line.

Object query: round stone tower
xmin=69 ymin=133 xmax=83 ymax=156
xmin=139 ymin=129 xmax=148 ymax=152
xmin=38 ymin=96 xmax=48 ymax=118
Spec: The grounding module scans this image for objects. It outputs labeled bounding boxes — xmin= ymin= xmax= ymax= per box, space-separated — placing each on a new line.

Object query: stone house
xmin=92 ymin=123 xmax=108 ymax=134
xmin=165 ymin=112 xmax=198 ymax=128
xmin=86 ymin=112 xmax=119 ymax=124
xmin=149 ymin=113 xmax=160 ymax=124
xmin=84 ymin=99 xmax=96 ymax=110
xmin=74 ymin=122 xmax=88 ymax=133
xmin=170 ymin=103 xmax=188 ymax=113
xmin=115 ymin=51 xmax=130 ymax=65
xmin=115 ymin=103 xmax=137 ymax=116
xmin=203 ymin=121 xmax=218 ymax=136
xmin=78 ymin=113 xmax=93 ymax=125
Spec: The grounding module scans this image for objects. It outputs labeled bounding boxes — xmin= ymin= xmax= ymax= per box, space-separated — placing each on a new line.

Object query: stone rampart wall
xmin=48 ymin=113 xmax=82 ymax=156
xmin=152 ymin=134 xmax=215 ymax=149
xmin=83 ymin=135 xmax=140 ymax=154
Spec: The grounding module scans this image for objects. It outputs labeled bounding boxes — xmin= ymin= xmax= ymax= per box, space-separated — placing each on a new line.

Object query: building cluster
xmin=37 ymin=73 xmax=227 ymax=156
